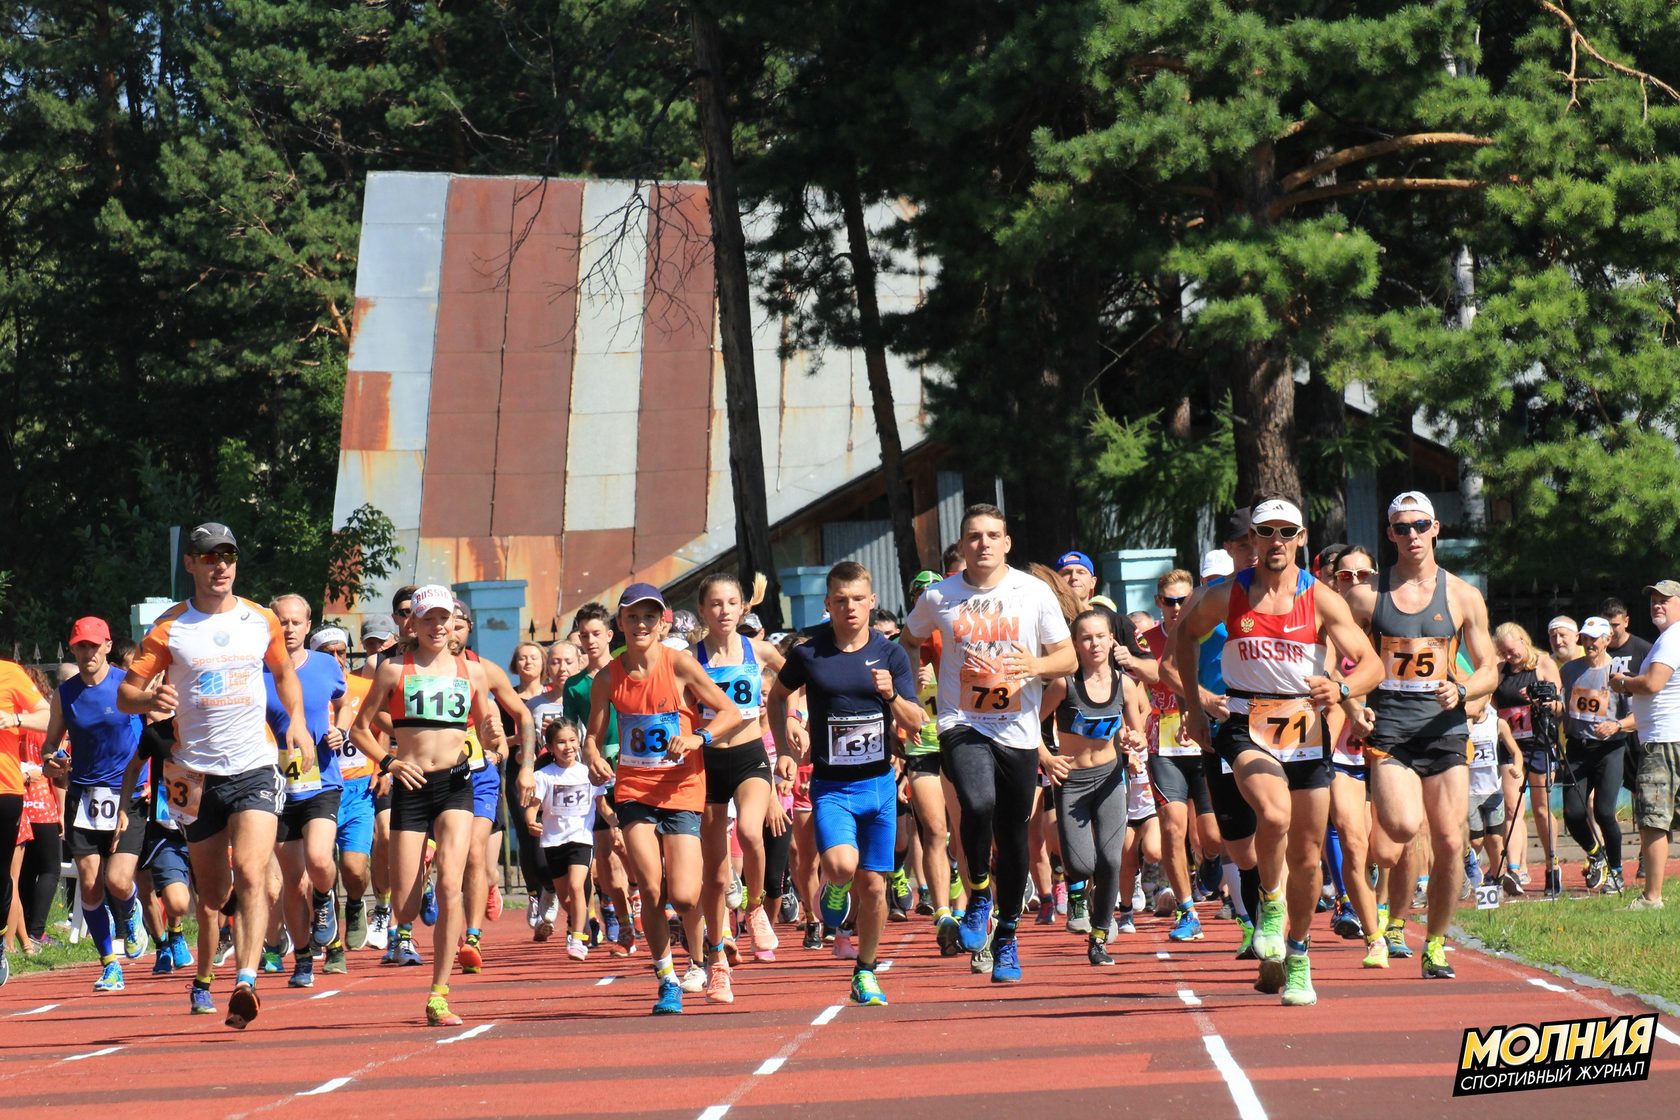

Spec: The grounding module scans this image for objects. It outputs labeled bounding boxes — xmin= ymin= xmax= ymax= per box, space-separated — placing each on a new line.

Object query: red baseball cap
xmin=69 ymin=617 xmax=111 ymax=646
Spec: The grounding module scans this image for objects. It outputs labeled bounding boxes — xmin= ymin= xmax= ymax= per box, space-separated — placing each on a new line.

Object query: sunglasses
xmin=394 ymin=606 xmax=413 ymax=617
xmin=1158 ymin=595 xmax=1188 ymax=606
xmin=1251 ymin=524 xmax=1302 ymax=539
xmin=1390 ymin=519 xmax=1433 ymax=536
xmin=195 ymin=550 xmax=238 ymax=565
xmin=1334 ymin=568 xmax=1377 ymax=583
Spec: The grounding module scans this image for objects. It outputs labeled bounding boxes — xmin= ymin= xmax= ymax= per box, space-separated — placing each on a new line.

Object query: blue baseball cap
xmin=617 ymin=582 xmax=666 ymax=610
xmin=1056 ymin=551 xmax=1095 ymax=574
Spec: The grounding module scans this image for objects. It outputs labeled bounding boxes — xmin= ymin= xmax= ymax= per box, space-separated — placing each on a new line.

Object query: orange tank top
xmin=609 ymin=646 xmax=702 ymax=811
xmin=385 ymin=653 xmax=476 ymax=729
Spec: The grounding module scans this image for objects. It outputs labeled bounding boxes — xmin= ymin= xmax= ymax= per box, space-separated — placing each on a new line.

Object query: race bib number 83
xmin=619 ymin=711 xmax=682 ymax=769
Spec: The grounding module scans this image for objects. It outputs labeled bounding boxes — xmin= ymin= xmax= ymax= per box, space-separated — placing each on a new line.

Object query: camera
xmin=1527 ymin=679 xmax=1559 ymax=704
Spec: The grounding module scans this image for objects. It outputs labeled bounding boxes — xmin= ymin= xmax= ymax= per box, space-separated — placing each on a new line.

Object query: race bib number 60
xmin=75 ymin=785 xmax=121 ymax=831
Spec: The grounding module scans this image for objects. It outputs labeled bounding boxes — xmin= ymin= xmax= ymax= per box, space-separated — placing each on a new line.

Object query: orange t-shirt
xmin=1 ymin=660 xmax=46 ymax=796
xmin=609 ymin=646 xmax=703 ymax=812
xmin=336 ymin=673 xmax=378 ymax=781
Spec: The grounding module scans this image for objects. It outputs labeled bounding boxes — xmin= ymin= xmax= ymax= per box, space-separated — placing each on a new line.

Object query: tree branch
xmin=1539 ymin=0 xmax=1680 ymax=115
xmin=1278 ymin=133 xmax=1493 ymax=193
xmin=1268 ymin=177 xmax=1487 ymax=219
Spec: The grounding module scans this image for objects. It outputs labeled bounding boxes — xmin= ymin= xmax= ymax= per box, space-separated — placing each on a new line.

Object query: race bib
xmin=959 ymin=648 xmax=1021 ymax=715
xmin=1498 ymin=704 xmax=1533 ymax=741
xmin=403 ymin=674 xmax=471 ymax=723
xmin=827 ymin=713 xmax=886 ymax=766
xmin=1570 ymin=686 xmax=1612 ymax=721
xmin=283 ymin=748 xmax=322 ymax=794
xmin=465 ymin=729 xmax=487 ymax=772
xmin=75 ymin=785 xmax=121 ymax=831
xmin=1246 ymin=697 xmax=1322 ymax=763
xmin=1378 ymin=636 xmax=1451 ymax=692
xmin=1067 ymin=711 xmax=1121 ymax=742
xmin=1155 ymin=709 xmax=1199 ymax=757
xmin=1470 ymin=733 xmax=1498 ymax=770
xmin=161 ymin=761 xmax=203 ymax=826
xmin=619 ymin=711 xmax=683 ymax=769
xmin=704 ymin=664 xmax=762 ymax=720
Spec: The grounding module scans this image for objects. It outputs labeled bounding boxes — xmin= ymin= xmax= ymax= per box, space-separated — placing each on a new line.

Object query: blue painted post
xmin=1097 ymin=549 xmax=1180 ymax=618
xmin=778 ymin=567 xmax=830 ymax=630
xmin=452 ymin=579 xmax=529 ymax=670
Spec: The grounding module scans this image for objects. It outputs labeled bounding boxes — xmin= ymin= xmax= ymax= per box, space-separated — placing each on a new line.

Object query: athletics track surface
xmin=3 ymin=878 xmax=1677 ymax=1119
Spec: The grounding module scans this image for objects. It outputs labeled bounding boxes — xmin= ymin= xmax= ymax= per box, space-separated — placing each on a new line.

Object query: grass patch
xmin=1455 ymin=873 xmax=1680 ymax=1006
xmin=7 ymin=898 xmax=201 ymax=977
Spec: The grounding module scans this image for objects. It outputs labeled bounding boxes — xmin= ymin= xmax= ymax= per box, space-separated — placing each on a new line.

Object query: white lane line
xmin=12 ymin=1004 xmax=57 ymax=1017
xmin=754 ymin=1055 xmax=787 ymax=1076
xmin=1177 ymin=988 xmax=1202 ymax=1007
xmin=298 ymin=1077 xmax=353 ymax=1097
xmin=62 ymin=1046 xmax=124 ymax=1063
xmin=436 ymin=1023 xmax=495 ymax=1045
xmin=309 ymin=989 xmax=340 ymax=1000
xmin=697 ymin=1107 xmax=731 ymax=1120
xmin=1657 ymin=1024 xmax=1680 ymax=1048
xmin=1156 ymin=950 xmax=1171 ymax=960
xmin=1526 ymin=977 xmax=1569 ymax=993
xmin=1202 ymin=1035 xmax=1268 ymax=1120
xmin=595 ymin=976 xmax=617 ymax=986
xmin=811 ymin=1004 xmax=843 ymax=1026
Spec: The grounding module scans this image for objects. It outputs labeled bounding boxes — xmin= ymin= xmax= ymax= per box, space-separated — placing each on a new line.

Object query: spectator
xmin=1610 ymin=580 xmax=1680 ymax=909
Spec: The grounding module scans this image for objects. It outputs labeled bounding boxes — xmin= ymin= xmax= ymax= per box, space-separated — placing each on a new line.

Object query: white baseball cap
xmin=1250 ymin=498 xmax=1304 ymax=529
xmin=1200 ymin=549 xmax=1235 ymax=580
xmin=1579 ymin=616 xmax=1612 ymax=639
xmin=410 ymin=584 xmax=455 ymax=618
xmin=1387 ymin=491 xmax=1436 ymax=519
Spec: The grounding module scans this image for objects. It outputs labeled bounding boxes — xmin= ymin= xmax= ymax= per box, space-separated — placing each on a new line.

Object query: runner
xmin=901 ymin=570 xmax=963 ymax=953
xmin=1560 ymin=617 xmax=1633 ymax=894
xmin=1492 ymin=622 xmax=1564 ymax=898
xmin=311 ymin=627 xmax=377 ymax=965
xmin=40 ymin=616 xmax=149 ymax=991
xmin=0 ymin=654 xmax=50 ymax=985
xmin=902 ymin=504 xmax=1075 ymax=983
xmin=526 ymin=718 xmax=614 ymax=961
xmin=1178 ymin=498 xmax=1382 ymax=1004
xmin=566 ymin=602 xmax=636 ymax=956
xmin=693 ymin=572 xmax=788 ymax=987
xmin=350 ymin=584 xmax=506 ymax=1026
xmin=118 ymin=522 xmax=316 ymax=1028
xmin=1040 ymin=609 xmax=1148 ymax=966
xmin=767 ymin=561 xmax=922 ymax=1006
xmin=582 ymin=583 xmax=741 ymax=1014
xmin=1343 ymin=492 xmax=1497 ymax=979
xmin=358 ymin=613 xmax=400 ymax=949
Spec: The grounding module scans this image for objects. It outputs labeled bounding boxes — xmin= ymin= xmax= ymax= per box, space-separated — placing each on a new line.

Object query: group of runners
xmin=2 ymin=494 xmax=1676 ymax=1024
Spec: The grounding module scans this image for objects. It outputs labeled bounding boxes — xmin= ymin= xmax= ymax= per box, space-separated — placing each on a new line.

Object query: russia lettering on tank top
xmin=1220 ymin=569 xmax=1326 ymax=700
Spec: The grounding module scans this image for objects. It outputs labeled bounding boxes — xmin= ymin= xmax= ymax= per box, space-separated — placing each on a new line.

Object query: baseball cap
xmin=618 ymin=582 xmax=666 ymax=611
xmin=1387 ymin=491 xmax=1436 ymax=520
xmin=1578 ymin=616 xmax=1612 ymax=639
xmin=1546 ymin=615 xmax=1578 ymax=634
xmin=410 ymin=584 xmax=455 ymax=617
xmin=910 ymin=570 xmax=938 ymax=592
xmin=1090 ymin=594 xmax=1118 ymax=611
xmin=1056 ymin=550 xmax=1095 ymax=574
xmin=669 ymin=609 xmax=701 ymax=641
xmin=1200 ymin=549 xmax=1235 ymax=580
xmin=188 ymin=522 xmax=238 ymax=551
xmin=1219 ymin=508 xmax=1251 ymax=543
xmin=452 ymin=599 xmax=473 ymax=624
xmin=308 ymin=626 xmax=349 ymax=651
xmin=739 ymin=612 xmax=763 ymax=636
xmin=1643 ymin=579 xmax=1680 ymax=599
xmin=1250 ymin=498 xmax=1304 ymax=529
xmin=68 ymin=617 xmax=111 ymax=646
xmin=360 ymin=614 xmax=398 ymax=642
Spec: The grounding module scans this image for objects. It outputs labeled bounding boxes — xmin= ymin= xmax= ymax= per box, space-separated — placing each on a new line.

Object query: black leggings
xmin=20 ymin=822 xmax=61 ymax=940
xmin=0 ymin=795 xmax=21 ymax=935
xmin=1563 ymin=740 xmax=1625 ymax=868
xmin=503 ymin=766 xmax=545 ymax=895
xmin=941 ymin=727 xmax=1039 ymax=935
xmin=762 ymin=818 xmax=792 ymax=901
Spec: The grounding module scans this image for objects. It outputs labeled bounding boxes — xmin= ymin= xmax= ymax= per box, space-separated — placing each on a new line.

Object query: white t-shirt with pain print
xmin=906 ymin=567 xmax=1071 ymax=750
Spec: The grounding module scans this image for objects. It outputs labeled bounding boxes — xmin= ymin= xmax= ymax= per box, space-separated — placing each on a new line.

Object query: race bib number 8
xmin=403 ymin=675 xmax=470 ymax=722
xmin=75 ymin=785 xmax=121 ymax=831
xmin=1378 ymin=636 xmax=1451 ymax=692
xmin=827 ymin=713 xmax=886 ymax=766
xmin=161 ymin=761 xmax=203 ymax=826
xmin=1246 ymin=697 xmax=1322 ymax=763
xmin=619 ymin=711 xmax=683 ymax=769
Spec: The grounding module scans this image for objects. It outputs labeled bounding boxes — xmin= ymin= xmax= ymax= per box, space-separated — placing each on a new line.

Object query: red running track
xmin=2 ymin=887 xmax=1677 ymax=1119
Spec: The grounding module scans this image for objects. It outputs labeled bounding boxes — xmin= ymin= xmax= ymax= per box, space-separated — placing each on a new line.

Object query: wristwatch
xmin=1455 ymin=684 xmax=1468 ymax=705
xmin=378 ymin=754 xmax=394 ymax=774
xmin=1337 ymin=682 xmax=1351 ymax=702
xmin=696 ymin=728 xmax=713 ymax=748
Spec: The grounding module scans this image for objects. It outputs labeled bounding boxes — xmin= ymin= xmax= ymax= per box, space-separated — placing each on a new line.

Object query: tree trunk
xmin=1298 ymin=367 xmax=1347 ymax=545
xmin=691 ymin=8 xmax=782 ymax=627
xmin=839 ymin=181 xmax=921 ymax=587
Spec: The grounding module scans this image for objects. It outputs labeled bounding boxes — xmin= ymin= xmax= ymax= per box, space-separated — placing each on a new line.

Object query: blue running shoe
xmin=957 ymin=891 xmax=993 ymax=954
xmin=652 ymin=978 xmax=684 ymax=1015
xmin=169 ymin=931 xmax=194 ymax=971
xmin=288 ymin=958 xmax=315 ymax=988
xmin=122 ymin=905 xmax=147 ymax=959
xmin=819 ymin=881 xmax=852 ymax=931
xmin=420 ymin=881 xmax=438 ymax=927
xmin=190 ymin=983 xmax=216 ymax=1015
xmin=311 ymin=889 xmax=338 ymax=949
xmin=94 ymin=961 xmax=125 ymax=992
xmin=604 ymin=906 xmax=622 ymax=944
xmin=990 ymin=938 xmax=1021 ymax=984
xmin=152 ymin=945 xmax=175 ymax=975
xmin=1168 ymin=907 xmax=1204 ymax=942
xmin=851 ymin=968 xmax=888 ymax=1006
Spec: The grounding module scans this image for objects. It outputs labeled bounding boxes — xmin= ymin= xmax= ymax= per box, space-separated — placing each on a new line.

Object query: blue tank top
xmin=696 ymin=636 xmax=762 ymax=719
xmin=59 ymin=669 xmax=143 ymax=787
xmin=1197 ymin=574 xmax=1231 ymax=697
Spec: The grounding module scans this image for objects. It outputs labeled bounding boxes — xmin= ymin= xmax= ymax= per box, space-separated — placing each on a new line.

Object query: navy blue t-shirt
xmin=58 ymin=668 xmax=144 ymax=788
xmin=777 ymin=626 xmax=916 ymax=782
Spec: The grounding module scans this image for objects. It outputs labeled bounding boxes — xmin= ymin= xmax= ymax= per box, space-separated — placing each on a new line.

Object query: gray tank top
xmin=1367 ymin=569 xmax=1465 ymax=746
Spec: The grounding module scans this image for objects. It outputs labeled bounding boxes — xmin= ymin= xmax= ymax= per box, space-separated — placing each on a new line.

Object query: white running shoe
xmin=542 ymin=889 xmax=560 ymax=926
xmin=680 ymin=961 xmax=709 ymax=993
xmin=832 ymin=930 xmax=859 ymax=961
xmin=566 ymin=935 xmax=589 ymax=962
xmin=528 ymin=893 xmax=546 ymax=930
xmin=1152 ymin=887 xmax=1177 ymax=918
xmin=725 ymin=875 xmax=745 ymax=913
xmin=365 ymin=906 xmax=391 ymax=951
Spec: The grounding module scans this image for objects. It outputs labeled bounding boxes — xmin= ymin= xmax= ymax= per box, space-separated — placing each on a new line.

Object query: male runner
xmin=313 ymin=627 xmax=378 ymax=962
xmin=1178 ymin=499 xmax=1382 ymax=1004
xmin=902 ymin=504 xmax=1075 ymax=983
xmin=1344 ymin=493 xmax=1497 ymax=979
xmin=768 ymin=561 xmax=923 ymax=1006
xmin=567 ymin=602 xmax=636 ymax=956
xmin=119 ymin=522 xmax=316 ymax=1028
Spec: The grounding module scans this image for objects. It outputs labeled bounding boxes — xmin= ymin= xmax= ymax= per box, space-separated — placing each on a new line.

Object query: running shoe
xmin=457 ymin=939 xmax=483 ymax=974
xmin=260 ymin=944 xmax=283 ymax=974
xmin=1543 ymin=865 xmax=1563 ymax=901
xmin=1583 ymin=850 xmax=1607 ymax=892
xmin=747 ymin=904 xmax=779 ymax=961
xmin=652 ymin=978 xmax=684 ymax=1015
xmin=1215 ymin=898 xmax=1234 ymax=921
xmin=168 ymin=931 xmax=194 ymax=971
xmin=534 ymin=916 xmax=554 ymax=943
xmin=190 ymin=983 xmax=216 ymax=1015
xmin=957 ymin=891 xmax=993 ymax=953
xmin=613 ymin=928 xmax=639 ymax=957
xmin=936 ymin=914 xmax=963 ymax=957
xmin=566 ymin=935 xmax=589 ymax=962
xmin=487 ymin=882 xmax=503 ymax=922
xmin=949 ymin=868 xmax=963 ymax=904
xmin=152 ymin=946 xmax=175 ymax=975
xmin=1235 ymin=917 xmax=1257 ymax=961
xmin=94 ymin=961 xmax=125 ymax=991
xmin=1053 ymin=880 xmax=1069 ymax=915
xmin=779 ymin=891 xmax=801 ymax=924
xmin=120 ymin=906 xmax=146 ymax=959
xmin=819 ymin=881 xmax=852 ymax=930
xmin=426 ymin=994 xmax=463 ymax=1027
xmin=1464 ymin=851 xmax=1484 ymax=890
xmin=0 ymin=947 xmax=7 ymax=987
xmin=1384 ymin=922 xmax=1413 ymax=958
xmin=225 ymin=982 xmax=260 ymax=1030
xmin=1606 ymin=868 xmax=1626 ymax=896
xmin=1087 ymin=936 xmax=1114 ymax=967
xmin=1500 ymin=866 xmax=1525 ymax=896
xmin=969 ymin=945 xmax=993 ymax=975
xmin=1362 ymin=933 xmax=1389 ymax=969
xmin=1375 ymin=902 xmax=1388 ymax=931
xmin=1131 ymin=881 xmax=1147 ymax=913
xmin=311 ymin=889 xmax=338 ymax=948
xmin=1422 ymin=935 xmax=1455 ymax=979
xmin=1626 ymin=894 xmax=1665 ymax=911
xmin=366 ymin=906 xmax=391 ymax=951
xmin=420 ymin=881 xmax=438 ymax=926
xmin=802 ymin=923 xmax=823 ymax=951
xmin=1152 ymin=886 xmax=1177 ymax=918
xmin=323 ymin=945 xmax=348 ymax=974
xmin=705 ymin=962 xmax=735 ymax=1004
xmin=1035 ymin=902 xmax=1056 ymax=926
xmin=915 ymin=890 xmax=935 ymax=917
xmin=890 ymin=869 xmax=912 ymax=915
xmin=991 ymin=938 xmax=1021 ymax=984
xmin=726 ymin=874 xmax=745 ymax=913
xmin=396 ymin=936 xmax=424 ymax=966
xmin=382 ymin=939 xmax=398 ymax=964
xmin=289 ymin=958 xmax=315 ymax=988
xmin=1458 ymin=874 xmax=1473 ymax=902
xmin=1253 ymin=898 xmax=1286 ymax=993
xmin=528 ymin=892 xmax=547 ymax=930
xmin=1411 ymin=879 xmax=1429 ymax=912
xmin=1115 ymin=911 xmax=1136 ymax=935
xmin=1330 ymin=901 xmax=1362 ymax=940
xmin=680 ymin=961 xmax=708 ymax=993
xmin=345 ymin=900 xmax=368 ymax=950
xmin=1066 ymin=891 xmax=1091 ymax=934
xmin=667 ymin=913 xmax=687 ymax=951
xmin=832 ymin=930 xmax=859 ymax=961
xmin=1198 ymin=857 xmax=1223 ymax=897
xmin=1314 ymin=892 xmax=1332 ymax=913
xmin=851 ymin=968 xmax=888 ymax=1006
xmin=1168 ymin=907 xmax=1204 ymax=942
xmin=1281 ymin=951 xmax=1316 ymax=1006
xmin=603 ymin=906 xmax=622 ymax=944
